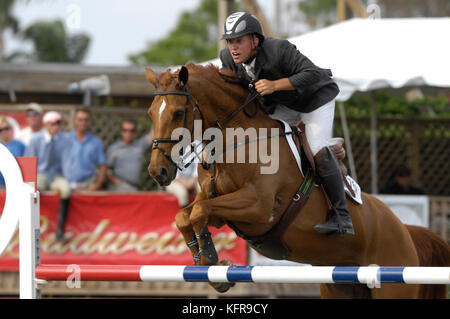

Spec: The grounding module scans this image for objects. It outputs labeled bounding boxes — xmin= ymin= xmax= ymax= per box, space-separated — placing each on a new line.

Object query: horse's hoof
xmin=211 ymin=259 xmax=236 ymax=292
xmin=218 ymin=259 xmax=233 ymax=266
xmin=212 ymin=282 xmax=235 ymax=293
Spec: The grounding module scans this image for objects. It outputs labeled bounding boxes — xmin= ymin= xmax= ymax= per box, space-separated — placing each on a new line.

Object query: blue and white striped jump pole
xmin=36 ymin=265 xmax=450 ymax=289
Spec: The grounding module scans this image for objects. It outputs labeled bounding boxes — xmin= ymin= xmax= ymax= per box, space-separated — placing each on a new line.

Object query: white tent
xmin=287 ymin=18 xmax=450 ymax=102
xmin=205 ymin=18 xmax=450 ymax=192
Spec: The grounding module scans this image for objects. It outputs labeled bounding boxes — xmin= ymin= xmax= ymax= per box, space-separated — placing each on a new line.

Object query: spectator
xmin=25 ymin=111 xmax=71 ymax=242
xmin=165 ymin=142 xmax=201 ymax=208
xmin=62 ymin=107 xmax=107 ymax=191
xmin=106 ymin=119 xmax=153 ymax=192
xmin=16 ymin=103 xmax=44 ymax=146
xmin=382 ymin=164 xmax=425 ymax=195
xmin=0 ymin=116 xmax=26 ymax=188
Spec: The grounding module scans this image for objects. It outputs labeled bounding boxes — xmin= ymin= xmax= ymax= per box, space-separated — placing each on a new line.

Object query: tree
xmin=0 ymin=0 xmax=20 ymax=60
xmin=129 ymin=0 xmax=218 ymax=66
xmin=298 ymin=0 xmax=337 ymax=28
xmin=11 ymin=19 xmax=90 ymax=63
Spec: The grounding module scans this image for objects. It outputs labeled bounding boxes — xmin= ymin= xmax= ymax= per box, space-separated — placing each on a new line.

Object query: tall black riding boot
xmin=56 ymin=198 xmax=70 ymax=242
xmin=313 ymin=147 xmax=355 ymax=236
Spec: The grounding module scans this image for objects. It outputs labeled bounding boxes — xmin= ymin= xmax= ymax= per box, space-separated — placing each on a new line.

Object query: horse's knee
xmin=189 ymin=204 xmax=208 ymax=227
xmin=175 ymin=210 xmax=191 ymax=232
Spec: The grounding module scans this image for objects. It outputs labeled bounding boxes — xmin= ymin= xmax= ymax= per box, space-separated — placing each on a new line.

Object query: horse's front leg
xmin=175 ymin=191 xmax=208 ymax=264
xmin=189 ymin=186 xmax=272 ymax=292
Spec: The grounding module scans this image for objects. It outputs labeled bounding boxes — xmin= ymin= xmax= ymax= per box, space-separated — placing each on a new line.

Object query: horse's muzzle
xmin=149 ymin=165 xmax=177 ymax=187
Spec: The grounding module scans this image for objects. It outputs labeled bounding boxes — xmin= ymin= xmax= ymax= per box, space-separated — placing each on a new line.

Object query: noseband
xmin=152 ymin=88 xmax=205 ymax=170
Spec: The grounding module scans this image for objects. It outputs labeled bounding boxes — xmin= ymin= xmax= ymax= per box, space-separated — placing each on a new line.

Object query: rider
xmin=219 ymin=12 xmax=354 ymax=236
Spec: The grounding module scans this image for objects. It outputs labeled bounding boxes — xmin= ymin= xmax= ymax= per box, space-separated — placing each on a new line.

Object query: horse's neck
xmin=192 ymin=85 xmax=277 ymax=130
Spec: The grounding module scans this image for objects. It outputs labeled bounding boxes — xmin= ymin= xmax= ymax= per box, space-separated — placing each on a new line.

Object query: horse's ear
xmin=145 ymin=67 xmax=157 ymax=87
xmin=178 ymin=66 xmax=189 ymax=88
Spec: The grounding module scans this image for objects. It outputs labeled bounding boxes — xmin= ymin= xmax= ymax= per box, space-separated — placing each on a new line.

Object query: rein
xmin=215 ymin=88 xmax=260 ymax=130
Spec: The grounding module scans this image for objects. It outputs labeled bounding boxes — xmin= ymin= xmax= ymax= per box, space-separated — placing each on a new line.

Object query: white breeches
xmin=37 ymin=174 xmax=71 ymax=199
xmin=269 ymin=99 xmax=335 ymax=156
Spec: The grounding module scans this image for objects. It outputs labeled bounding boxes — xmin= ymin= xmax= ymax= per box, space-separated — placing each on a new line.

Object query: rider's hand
xmin=255 ymin=78 xmax=295 ymax=96
xmin=255 ymin=79 xmax=276 ymax=96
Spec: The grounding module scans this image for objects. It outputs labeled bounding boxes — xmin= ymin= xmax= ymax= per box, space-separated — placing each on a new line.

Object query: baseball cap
xmin=43 ymin=111 xmax=62 ymax=124
xmin=26 ymin=103 xmax=43 ymax=114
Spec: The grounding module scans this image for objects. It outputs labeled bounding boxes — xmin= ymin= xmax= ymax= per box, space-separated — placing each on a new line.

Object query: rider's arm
xmin=281 ymin=40 xmax=321 ymax=92
xmin=255 ymin=40 xmax=321 ymax=96
xmin=255 ymin=77 xmax=294 ymax=96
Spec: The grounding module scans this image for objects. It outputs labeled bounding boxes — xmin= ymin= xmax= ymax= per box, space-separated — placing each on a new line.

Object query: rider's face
xmin=227 ymin=35 xmax=259 ymax=64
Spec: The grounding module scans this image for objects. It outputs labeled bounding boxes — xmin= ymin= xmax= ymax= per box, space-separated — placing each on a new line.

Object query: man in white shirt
xmin=16 ymin=103 xmax=44 ymax=146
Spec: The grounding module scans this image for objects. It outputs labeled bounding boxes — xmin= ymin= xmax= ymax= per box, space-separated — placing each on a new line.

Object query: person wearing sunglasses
xmin=106 ymin=119 xmax=153 ymax=192
xmin=25 ymin=111 xmax=71 ymax=242
xmin=16 ymin=103 xmax=44 ymax=146
xmin=0 ymin=116 xmax=26 ymax=188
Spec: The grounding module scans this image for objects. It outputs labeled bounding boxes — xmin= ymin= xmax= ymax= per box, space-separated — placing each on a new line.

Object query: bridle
xmin=151 ymin=87 xmax=207 ymax=170
xmin=152 ymin=84 xmax=260 ymax=169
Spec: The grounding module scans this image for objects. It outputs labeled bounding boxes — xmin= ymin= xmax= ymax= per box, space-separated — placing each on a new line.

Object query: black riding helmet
xmin=221 ymin=12 xmax=264 ymax=44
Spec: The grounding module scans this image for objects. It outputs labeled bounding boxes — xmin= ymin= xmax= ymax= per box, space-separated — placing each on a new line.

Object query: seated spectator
xmin=382 ymin=164 xmax=425 ymax=195
xmin=62 ymin=107 xmax=107 ymax=191
xmin=16 ymin=103 xmax=44 ymax=146
xmin=106 ymin=119 xmax=153 ymax=192
xmin=0 ymin=116 xmax=26 ymax=188
xmin=25 ymin=111 xmax=71 ymax=242
xmin=165 ymin=142 xmax=201 ymax=207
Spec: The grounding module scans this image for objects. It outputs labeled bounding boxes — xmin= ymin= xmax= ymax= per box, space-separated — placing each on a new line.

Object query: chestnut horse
xmin=145 ymin=63 xmax=450 ymax=299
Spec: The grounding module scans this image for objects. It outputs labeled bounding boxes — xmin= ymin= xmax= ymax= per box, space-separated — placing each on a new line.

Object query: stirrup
xmin=314 ymin=209 xmax=355 ymax=236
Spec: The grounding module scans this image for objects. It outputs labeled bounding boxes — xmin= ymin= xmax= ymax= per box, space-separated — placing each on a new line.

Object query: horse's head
xmin=145 ymin=66 xmax=193 ymax=186
xmin=145 ymin=63 xmax=264 ymax=186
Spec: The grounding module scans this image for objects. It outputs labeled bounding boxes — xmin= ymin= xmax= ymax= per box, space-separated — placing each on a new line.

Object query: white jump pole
xmin=0 ymin=145 xmax=40 ymax=299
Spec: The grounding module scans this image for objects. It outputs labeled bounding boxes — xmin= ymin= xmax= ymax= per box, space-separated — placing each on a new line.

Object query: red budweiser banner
xmin=0 ymin=192 xmax=247 ymax=270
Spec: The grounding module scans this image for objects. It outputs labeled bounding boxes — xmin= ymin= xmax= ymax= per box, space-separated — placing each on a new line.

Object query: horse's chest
xmin=198 ymin=167 xmax=239 ymax=196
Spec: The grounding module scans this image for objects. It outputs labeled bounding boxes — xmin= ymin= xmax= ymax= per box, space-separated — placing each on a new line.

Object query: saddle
xmin=293 ymin=122 xmax=353 ymax=196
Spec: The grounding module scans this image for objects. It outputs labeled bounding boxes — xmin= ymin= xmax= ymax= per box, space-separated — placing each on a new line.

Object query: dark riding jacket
xmin=220 ymin=37 xmax=339 ymax=113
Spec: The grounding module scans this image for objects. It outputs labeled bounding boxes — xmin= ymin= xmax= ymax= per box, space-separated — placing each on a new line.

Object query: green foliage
xmin=343 ymin=90 xmax=450 ymax=118
xmin=129 ymin=0 xmax=218 ymax=66
xmin=22 ymin=19 xmax=90 ymax=63
xmin=298 ymin=0 xmax=337 ymax=27
xmin=0 ymin=0 xmax=20 ymax=33
xmin=298 ymin=0 xmax=336 ymax=16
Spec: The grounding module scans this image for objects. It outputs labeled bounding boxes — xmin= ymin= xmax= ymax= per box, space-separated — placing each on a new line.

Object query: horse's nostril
xmin=160 ymin=167 xmax=168 ymax=178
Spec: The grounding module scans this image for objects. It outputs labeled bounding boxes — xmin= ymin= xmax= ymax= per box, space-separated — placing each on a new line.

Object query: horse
xmin=144 ymin=63 xmax=450 ymax=298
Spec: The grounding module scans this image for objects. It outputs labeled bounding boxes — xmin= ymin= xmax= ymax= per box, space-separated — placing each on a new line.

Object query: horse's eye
xmin=173 ymin=110 xmax=184 ymax=120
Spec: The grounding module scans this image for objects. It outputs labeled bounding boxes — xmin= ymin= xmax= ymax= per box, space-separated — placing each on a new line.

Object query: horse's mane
xmin=156 ymin=63 xmax=249 ymax=107
xmin=185 ymin=63 xmax=237 ymax=82
xmin=183 ymin=62 xmax=248 ymax=97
